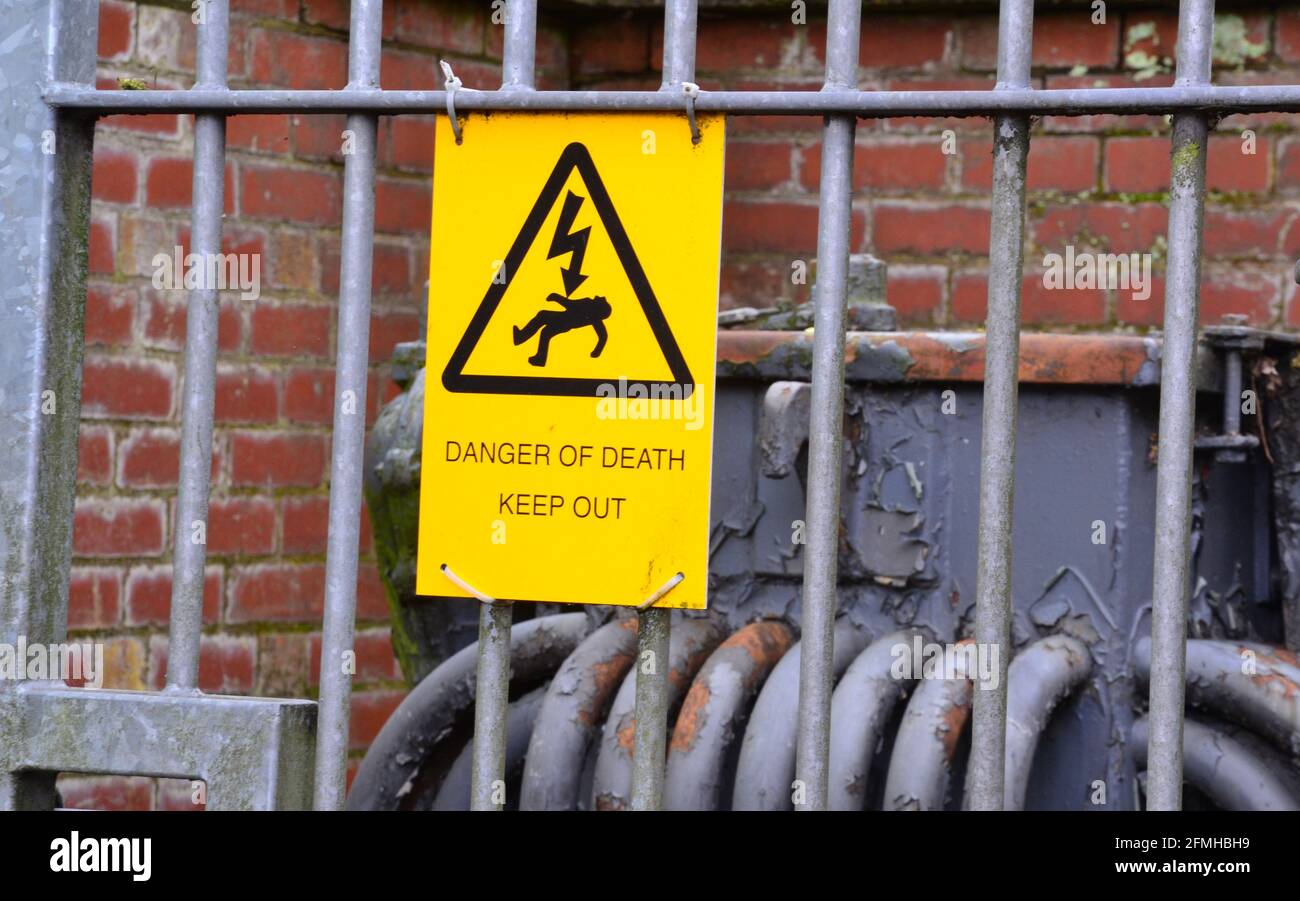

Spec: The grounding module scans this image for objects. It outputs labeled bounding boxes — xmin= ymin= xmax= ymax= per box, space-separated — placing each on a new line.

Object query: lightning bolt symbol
xmin=547 ymin=190 xmax=591 ymax=297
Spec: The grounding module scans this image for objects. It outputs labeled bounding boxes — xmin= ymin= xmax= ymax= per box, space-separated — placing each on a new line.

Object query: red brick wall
xmin=69 ymin=1 xmax=1299 ymax=808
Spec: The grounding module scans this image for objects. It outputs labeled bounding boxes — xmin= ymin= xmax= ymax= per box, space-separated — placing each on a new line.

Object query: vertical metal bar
xmin=0 ymin=0 xmax=98 ymax=810
xmin=630 ymin=607 xmax=670 ymax=810
xmin=626 ymin=0 xmax=699 ymax=811
xmin=314 ymin=0 xmax=383 ymax=810
xmin=793 ymin=0 xmax=860 ymax=811
xmin=500 ymin=0 xmax=537 ymax=92
xmin=968 ymin=0 xmax=1034 ymax=812
xmin=467 ymin=0 xmax=537 ymax=812
xmin=1146 ymin=0 xmax=1214 ymax=812
xmin=166 ymin=0 xmax=230 ymax=691
xmin=660 ymin=0 xmax=698 ymax=89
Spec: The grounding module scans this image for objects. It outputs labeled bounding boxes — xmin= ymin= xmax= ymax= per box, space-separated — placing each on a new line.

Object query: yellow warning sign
xmin=416 ymin=112 xmax=725 ymax=609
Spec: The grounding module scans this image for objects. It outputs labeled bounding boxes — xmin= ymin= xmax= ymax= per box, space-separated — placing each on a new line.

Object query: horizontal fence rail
xmin=3 ymin=0 xmax=1294 ymax=813
xmin=45 ymin=84 xmax=1300 ymax=116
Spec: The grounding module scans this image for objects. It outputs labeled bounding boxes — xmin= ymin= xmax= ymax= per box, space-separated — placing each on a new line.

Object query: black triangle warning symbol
xmin=441 ymin=142 xmax=695 ymax=399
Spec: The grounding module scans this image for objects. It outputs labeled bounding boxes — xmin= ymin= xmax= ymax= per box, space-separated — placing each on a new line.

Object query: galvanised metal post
xmin=165 ymin=0 xmax=230 ymax=691
xmin=794 ymin=0 xmax=861 ymax=812
xmin=315 ymin=0 xmax=383 ymax=810
xmin=1146 ymin=0 xmax=1214 ymax=812
xmin=468 ymin=0 xmax=537 ymax=812
xmin=628 ymin=0 xmax=697 ymax=812
xmin=0 ymin=0 xmax=98 ymax=810
xmin=968 ymin=0 xmax=1033 ymax=812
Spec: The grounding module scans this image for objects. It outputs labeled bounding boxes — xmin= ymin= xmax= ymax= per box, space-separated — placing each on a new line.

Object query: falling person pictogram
xmin=513 ymin=293 xmax=612 ymax=366
xmin=511 ymin=188 xmax=613 ymax=367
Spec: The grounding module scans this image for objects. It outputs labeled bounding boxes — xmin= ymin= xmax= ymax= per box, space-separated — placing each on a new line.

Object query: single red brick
xmin=89 ymin=218 xmax=115 ymax=275
xmin=73 ymin=498 xmax=166 ymax=557
xmin=719 ymin=260 xmax=796 ymax=310
xmin=570 ymin=17 xmax=650 ymax=77
xmin=872 ymin=203 xmax=990 ymax=255
xmin=1280 ymin=138 xmax=1300 ymax=190
xmin=250 ymin=29 xmax=347 ymax=89
xmin=319 ymin=238 xmax=414 ymax=296
xmin=952 ymin=270 xmax=1106 ymax=325
xmin=81 ymin=357 xmax=174 ymax=419
xmin=302 ymin=0 xmax=350 ymax=30
xmin=124 ymin=566 xmax=221 ymax=627
xmin=282 ymin=495 xmax=331 ymax=554
xmin=726 ymin=142 xmax=793 ymax=191
xmin=692 ymin=18 xmax=792 ymax=72
xmin=1103 ymin=136 xmax=1169 ymax=193
xmin=824 ymin=15 xmax=950 ymax=69
xmin=229 ymin=564 xmax=326 ymax=623
xmin=962 ymin=12 xmax=1118 ymax=70
xmin=118 ymin=428 xmax=218 ymax=488
xmin=356 ymin=562 xmax=389 ymax=620
xmin=207 ymin=496 xmax=276 ymax=556
xmin=308 ymin=627 xmax=400 ymax=687
xmin=141 ymin=291 xmax=241 ymax=353
xmin=724 ymin=200 xmax=865 ymax=254
xmin=804 ymin=139 xmax=948 ymax=192
xmin=962 ymin=136 xmax=1098 ymax=192
xmin=230 ymin=432 xmax=328 ymax=488
xmin=283 ymin=367 xmax=335 ymax=424
xmin=1033 ymin=202 xmax=1168 ymax=255
xmin=374 ymin=178 xmax=432 ymax=236
xmin=370 ymin=310 xmax=421 ymax=360
xmin=68 ymin=568 xmax=121 ymax=630
xmin=77 ymin=425 xmax=113 ymax=487
xmin=349 ymin=690 xmax=407 ymax=749
xmin=1122 ymin=270 xmax=1279 ymax=327
xmin=241 ymin=165 xmax=342 ymax=225
xmin=148 ymin=634 xmax=256 ymax=694
xmin=1281 ymin=10 xmax=1300 ymax=62
xmin=387 ymin=115 xmax=436 ymax=173
xmin=97 ymin=0 xmax=134 ymax=61
xmin=215 ymin=366 xmax=278 ymax=423
xmin=886 ymin=266 xmax=946 ymax=325
xmin=393 ymin=0 xmax=484 ymax=53
xmin=57 ymin=776 xmax=153 ymax=811
xmin=228 ymin=115 xmax=291 ymax=154
xmin=84 ymin=284 xmax=135 ymax=347
xmin=92 ymin=147 xmax=137 ymax=204
xmin=145 ymin=158 xmax=235 ymax=212
xmin=1203 ymin=208 xmax=1289 ymax=257
xmin=1206 ymin=134 xmax=1270 ymax=193
xmin=291 ymin=113 xmax=349 ymax=163
xmin=249 ymin=303 xmax=332 ymax=357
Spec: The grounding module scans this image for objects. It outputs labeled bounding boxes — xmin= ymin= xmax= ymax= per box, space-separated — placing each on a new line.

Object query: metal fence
xmin=2 ymin=0 xmax=1299 ymax=811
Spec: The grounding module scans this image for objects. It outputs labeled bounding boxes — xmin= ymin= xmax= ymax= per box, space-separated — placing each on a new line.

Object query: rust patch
xmin=670 ymin=622 xmax=793 ymax=753
xmin=616 ymin=718 xmax=636 ymax=755
xmin=718 ymin=331 xmax=1155 ymax=386
xmin=939 ymin=692 xmax=973 ymax=764
xmin=1249 ymin=671 xmax=1300 ymax=700
xmin=594 ymin=793 xmax=626 ymax=811
xmin=722 ymin=620 xmax=795 ymax=672
xmin=671 ymin=681 xmax=711 ymax=753
xmin=578 ymin=648 xmax=637 ymax=726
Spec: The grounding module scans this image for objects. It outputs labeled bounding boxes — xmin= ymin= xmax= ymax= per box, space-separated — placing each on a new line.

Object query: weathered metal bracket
xmin=0 ymin=684 xmax=316 ymax=810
